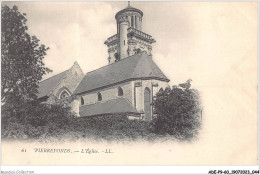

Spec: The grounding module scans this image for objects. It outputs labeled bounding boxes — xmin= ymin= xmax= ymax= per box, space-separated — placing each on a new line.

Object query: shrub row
xmin=2 ymin=103 xmax=163 ymax=142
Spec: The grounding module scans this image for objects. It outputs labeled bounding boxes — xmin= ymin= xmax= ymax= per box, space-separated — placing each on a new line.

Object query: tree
xmin=1 ymin=5 xmax=51 ymax=103
xmin=150 ymin=80 xmax=202 ymax=140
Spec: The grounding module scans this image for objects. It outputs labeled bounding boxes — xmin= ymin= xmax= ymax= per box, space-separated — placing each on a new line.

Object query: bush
xmin=1 ymin=102 xmax=153 ymax=142
xmin=2 ymin=83 xmax=202 ymax=142
xmin=71 ymin=115 xmax=150 ymax=141
xmin=1 ymin=101 xmax=76 ymax=140
xmin=150 ymin=80 xmax=202 ymax=140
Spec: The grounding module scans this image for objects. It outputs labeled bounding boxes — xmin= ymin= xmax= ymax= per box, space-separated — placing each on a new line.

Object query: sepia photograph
xmin=1 ymin=0 xmax=258 ymax=169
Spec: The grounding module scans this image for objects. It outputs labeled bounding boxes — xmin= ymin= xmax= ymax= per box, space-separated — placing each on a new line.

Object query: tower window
xmin=131 ymin=16 xmax=134 ymax=27
xmin=118 ymin=86 xmax=123 ymax=96
xmin=97 ymin=92 xmax=102 ymax=101
xmin=124 ymin=40 xmax=125 ymax=45
xmin=135 ymin=16 xmax=137 ymax=28
xmin=81 ymin=97 xmax=84 ymax=105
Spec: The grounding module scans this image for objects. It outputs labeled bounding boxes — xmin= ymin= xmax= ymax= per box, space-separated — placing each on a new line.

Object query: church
xmin=38 ymin=3 xmax=170 ymax=121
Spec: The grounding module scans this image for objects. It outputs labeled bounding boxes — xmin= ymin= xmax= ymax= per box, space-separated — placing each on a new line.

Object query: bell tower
xmin=104 ymin=2 xmax=156 ymax=64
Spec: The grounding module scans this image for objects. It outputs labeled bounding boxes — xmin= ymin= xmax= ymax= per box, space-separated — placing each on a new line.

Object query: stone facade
xmin=80 ymin=81 xmax=132 ymax=106
xmin=133 ymin=79 xmax=169 ymax=112
xmin=46 ymin=62 xmax=84 ymax=105
xmin=75 ymin=79 xmax=168 ymax=120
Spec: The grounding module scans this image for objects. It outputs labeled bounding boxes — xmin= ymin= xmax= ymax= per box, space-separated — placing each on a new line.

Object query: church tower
xmin=104 ymin=2 xmax=156 ymax=64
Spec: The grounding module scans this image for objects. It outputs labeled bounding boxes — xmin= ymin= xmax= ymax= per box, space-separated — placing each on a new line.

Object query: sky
xmin=2 ymin=1 xmax=258 ymax=164
xmin=2 ymin=2 xmax=257 ymax=86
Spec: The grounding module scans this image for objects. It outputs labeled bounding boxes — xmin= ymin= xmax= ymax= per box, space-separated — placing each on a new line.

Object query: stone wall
xmin=80 ymin=81 xmax=132 ymax=106
xmin=133 ymin=79 xmax=169 ymax=119
xmin=77 ymin=79 xmax=168 ymax=120
xmin=47 ymin=62 xmax=84 ymax=104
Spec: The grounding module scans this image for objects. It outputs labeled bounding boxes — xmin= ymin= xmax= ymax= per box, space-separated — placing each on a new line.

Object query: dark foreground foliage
xmin=2 ymin=79 xmax=202 ymax=142
xmin=1 ymin=5 xmax=51 ymax=103
xmin=150 ymin=79 xmax=202 ymax=140
xmin=70 ymin=116 xmax=154 ymax=142
xmin=1 ymin=102 xmax=165 ymax=142
xmin=1 ymin=102 xmax=75 ymax=140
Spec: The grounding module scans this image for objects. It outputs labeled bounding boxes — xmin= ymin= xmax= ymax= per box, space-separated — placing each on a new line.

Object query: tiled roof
xmin=79 ymin=98 xmax=140 ymax=117
xmin=74 ymin=52 xmax=169 ymax=95
xmin=37 ymin=70 xmax=67 ymax=98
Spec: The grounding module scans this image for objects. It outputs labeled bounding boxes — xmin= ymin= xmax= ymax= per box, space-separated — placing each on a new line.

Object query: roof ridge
xmin=39 ymin=69 xmax=68 ymax=83
xmin=85 ymin=52 xmax=143 ymax=75
xmin=40 ymin=61 xmax=82 ymax=84
xmin=40 ymin=63 xmax=77 ymax=97
xmin=74 ymin=51 xmax=169 ymax=95
xmin=72 ymin=61 xmax=84 ymax=75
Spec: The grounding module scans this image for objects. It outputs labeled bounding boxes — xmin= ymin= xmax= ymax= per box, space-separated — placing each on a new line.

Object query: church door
xmin=144 ymin=87 xmax=151 ymax=121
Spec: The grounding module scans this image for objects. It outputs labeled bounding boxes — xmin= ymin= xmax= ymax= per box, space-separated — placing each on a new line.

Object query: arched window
xmin=81 ymin=97 xmax=84 ymax=105
xmin=58 ymin=87 xmax=71 ymax=99
xmin=144 ymin=87 xmax=151 ymax=121
xmin=97 ymin=92 xmax=102 ymax=101
xmin=59 ymin=90 xmax=70 ymax=99
xmin=118 ymin=86 xmax=123 ymax=96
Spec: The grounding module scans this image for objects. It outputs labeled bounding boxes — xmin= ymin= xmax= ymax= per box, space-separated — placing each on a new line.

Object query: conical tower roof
xmin=115 ymin=3 xmax=143 ymax=19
